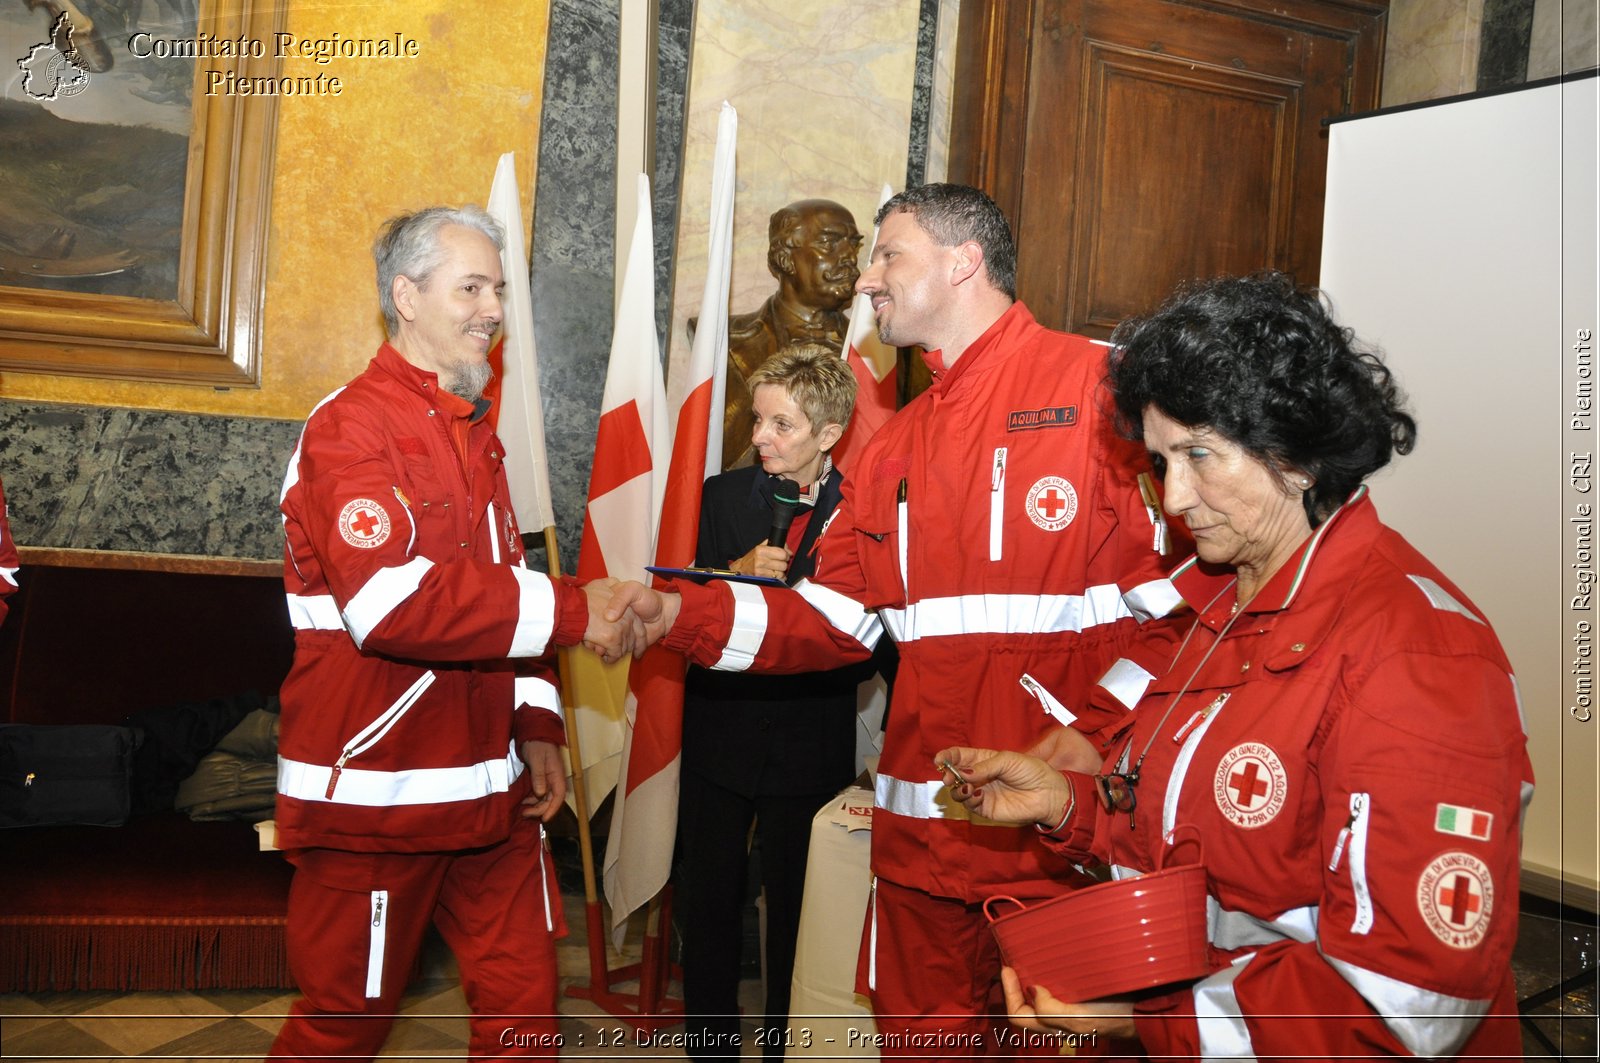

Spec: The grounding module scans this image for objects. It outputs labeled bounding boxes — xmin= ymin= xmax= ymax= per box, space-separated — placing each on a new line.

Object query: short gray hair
xmin=373 ymin=206 xmax=505 ymax=334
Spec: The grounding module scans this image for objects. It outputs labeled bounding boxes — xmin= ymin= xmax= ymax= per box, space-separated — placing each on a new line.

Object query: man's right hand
xmin=581 ymin=578 xmax=645 ymax=663
xmin=605 ymin=581 xmax=680 ymax=654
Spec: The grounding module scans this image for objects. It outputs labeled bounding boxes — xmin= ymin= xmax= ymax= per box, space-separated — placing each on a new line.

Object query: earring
xmin=1299 ymin=477 xmax=1311 ymax=488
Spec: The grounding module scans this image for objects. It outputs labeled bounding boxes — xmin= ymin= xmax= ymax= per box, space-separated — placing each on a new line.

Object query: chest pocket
xmin=852 ymin=464 xmax=908 ymax=611
xmin=393 ymin=444 xmax=458 ymax=554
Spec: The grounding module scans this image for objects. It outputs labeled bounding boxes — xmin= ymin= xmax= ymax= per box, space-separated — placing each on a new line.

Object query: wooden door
xmin=950 ymin=0 xmax=1388 ymax=337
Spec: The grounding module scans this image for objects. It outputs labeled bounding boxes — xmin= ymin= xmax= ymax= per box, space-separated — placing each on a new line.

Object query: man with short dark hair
xmin=270 ymin=206 xmax=631 ymax=1061
xmin=613 ymin=184 xmax=1179 ymax=1057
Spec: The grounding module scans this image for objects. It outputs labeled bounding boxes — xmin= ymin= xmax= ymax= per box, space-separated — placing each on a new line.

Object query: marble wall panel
xmin=531 ymin=0 xmax=621 ymax=571
xmin=1478 ymin=0 xmax=1536 ymax=88
xmin=663 ymin=0 xmax=924 ymax=398
xmin=906 ymin=0 xmax=939 ymax=188
xmin=923 ymin=0 xmax=961 ymax=184
xmin=1529 ymin=0 xmax=1600 ymax=78
xmin=654 ymin=0 xmax=695 ymax=343
xmin=0 ymin=400 xmax=299 ymax=560
xmin=1383 ymin=0 xmax=1486 ymax=106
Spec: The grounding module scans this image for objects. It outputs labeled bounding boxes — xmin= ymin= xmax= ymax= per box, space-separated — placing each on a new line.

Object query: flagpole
xmin=543 ymin=526 xmax=598 ymax=895
xmin=544 ymin=528 xmax=649 ymax=1024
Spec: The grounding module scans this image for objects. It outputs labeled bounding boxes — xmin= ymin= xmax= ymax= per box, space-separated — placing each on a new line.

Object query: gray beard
xmin=447 ymin=359 xmax=494 ymax=401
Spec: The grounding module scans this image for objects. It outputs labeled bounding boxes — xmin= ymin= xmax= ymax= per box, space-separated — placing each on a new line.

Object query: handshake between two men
xmin=578 ymin=579 xmax=681 ymax=664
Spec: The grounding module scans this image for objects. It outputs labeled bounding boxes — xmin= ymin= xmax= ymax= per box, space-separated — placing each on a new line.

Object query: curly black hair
xmin=1106 ymin=272 xmax=1416 ymax=525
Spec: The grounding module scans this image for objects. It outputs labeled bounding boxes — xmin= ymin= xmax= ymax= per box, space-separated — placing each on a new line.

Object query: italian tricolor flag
xmin=1434 ymin=803 xmax=1493 ymax=841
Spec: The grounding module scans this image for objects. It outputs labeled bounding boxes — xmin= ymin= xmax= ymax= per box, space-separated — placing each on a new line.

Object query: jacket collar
xmin=373 ymin=343 xmax=490 ymax=423
xmin=1168 ymin=487 xmax=1377 ymax=671
xmin=927 ymin=301 xmax=1039 ymax=395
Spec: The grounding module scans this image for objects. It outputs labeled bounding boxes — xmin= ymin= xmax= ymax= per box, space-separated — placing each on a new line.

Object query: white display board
xmin=1320 ymin=73 xmax=1599 ymax=905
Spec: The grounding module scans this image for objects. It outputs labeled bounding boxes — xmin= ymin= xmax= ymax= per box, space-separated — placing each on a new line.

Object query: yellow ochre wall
xmin=2 ymin=0 xmax=551 ymax=422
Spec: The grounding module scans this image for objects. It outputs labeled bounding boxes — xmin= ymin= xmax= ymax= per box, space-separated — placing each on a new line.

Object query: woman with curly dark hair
xmin=937 ymin=272 xmax=1531 ymax=1059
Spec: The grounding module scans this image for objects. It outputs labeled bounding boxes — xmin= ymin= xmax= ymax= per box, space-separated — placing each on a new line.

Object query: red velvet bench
xmin=1 ymin=813 xmax=293 ymax=991
xmin=0 ymin=561 xmax=296 ymax=992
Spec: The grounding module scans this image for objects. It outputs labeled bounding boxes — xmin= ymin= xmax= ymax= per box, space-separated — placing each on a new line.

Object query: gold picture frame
xmin=0 ymin=0 xmax=284 ymax=387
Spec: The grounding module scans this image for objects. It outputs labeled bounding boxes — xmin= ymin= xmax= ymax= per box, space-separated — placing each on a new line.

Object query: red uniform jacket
xmin=1047 ymin=489 xmax=1531 ymax=1058
xmin=276 ymin=344 xmax=587 ymax=853
xmin=665 ymin=302 xmax=1175 ymax=901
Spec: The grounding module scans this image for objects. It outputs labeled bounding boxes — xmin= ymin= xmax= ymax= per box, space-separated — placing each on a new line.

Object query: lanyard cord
xmin=1115 ymin=578 xmax=1253 ymax=778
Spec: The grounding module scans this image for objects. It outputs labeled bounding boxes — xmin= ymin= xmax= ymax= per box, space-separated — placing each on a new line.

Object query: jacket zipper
xmin=989 ymin=447 xmax=1007 ymax=562
xmin=896 ymin=478 xmax=910 ymax=611
xmin=1162 ymin=692 xmax=1230 ymax=837
xmin=539 ymin=824 xmax=555 ymax=931
xmin=392 ymin=485 xmax=418 ymax=555
xmin=867 ymin=876 xmax=879 ymax=991
xmin=1329 ymin=791 xmax=1373 ymax=934
xmin=325 ymin=671 xmax=437 ymax=799
xmin=366 ymin=889 xmax=388 ymax=998
xmin=1019 ymin=672 xmax=1076 ymax=727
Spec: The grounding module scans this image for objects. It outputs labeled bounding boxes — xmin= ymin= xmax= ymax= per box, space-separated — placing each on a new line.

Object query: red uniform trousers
xmin=270 ymin=816 xmax=565 ymax=1061
xmin=860 ymin=877 xmax=1136 ymax=1061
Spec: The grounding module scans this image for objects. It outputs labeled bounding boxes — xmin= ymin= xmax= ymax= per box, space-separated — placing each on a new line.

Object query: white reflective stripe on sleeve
xmin=714 ymin=582 xmax=769 ymax=672
xmin=877 ymin=773 xmax=964 ymax=819
xmin=879 ymin=606 xmax=906 ymax=643
xmin=792 ymin=578 xmax=883 ymax=650
xmin=508 ymin=566 xmax=558 ymax=656
xmin=1098 ymin=656 xmax=1157 ymax=710
xmin=1207 ymin=897 xmax=1319 ymax=950
xmin=1322 ymin=951 xmax=1489 ymax=1057
xmin=1509 ymin=672 xmax=1527 ymax=735
xmin=1407 ymin=575 xmax=1485 ymax=624
xmin=367 ymin=890 xmax=388 ymax=999
xmin=280 ymin=385 xmax=345 ymax=504
xmin=1193 ymin=955 xmax=1258 ymax=1060
xmin=885 ymin=585 xmax=1129 ymax=642
xmin=514 ymin=675 xmax=563 ymax=721
xmin=1123 ymin=577 xmax=1184 ymax=622
xmin=343 ymin=556 xmax=435 ymax=648
xmin=279 ymin=742 xmax=526 ymax=806
xmin=0 ymin=564 xmax=18 ymax=588
xmin=874 ymin=772 xmax=1019 ymax=824
xmin=287 ymin=593 xmax=345 ymax=631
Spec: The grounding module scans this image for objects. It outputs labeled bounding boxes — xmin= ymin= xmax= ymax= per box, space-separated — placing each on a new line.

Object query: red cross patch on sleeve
xmin=1417 ymin=851 xmax=1494 ymax=949
xmin=338 ymin=498 xmax=392 ymax=549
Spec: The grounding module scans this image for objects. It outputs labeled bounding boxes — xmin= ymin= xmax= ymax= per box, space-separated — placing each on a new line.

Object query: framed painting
xmin=0 ymin=0 xmax=284 ymax=387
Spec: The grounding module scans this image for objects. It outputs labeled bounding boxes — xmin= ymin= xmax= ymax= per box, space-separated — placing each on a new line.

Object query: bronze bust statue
xmin=717 ymin=199 xmax=863 ymax=470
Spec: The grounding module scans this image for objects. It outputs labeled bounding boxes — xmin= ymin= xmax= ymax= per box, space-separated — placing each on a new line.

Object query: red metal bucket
xmin=985 ymin=829 xmax=1211 ymax=1003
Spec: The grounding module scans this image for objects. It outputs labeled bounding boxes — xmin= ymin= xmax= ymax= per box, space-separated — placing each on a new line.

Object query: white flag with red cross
xmin=603 ymin=102 xmax=736 ymax=938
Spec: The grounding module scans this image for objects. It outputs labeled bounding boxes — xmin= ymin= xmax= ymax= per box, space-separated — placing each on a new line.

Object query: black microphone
xmin=767 ymin=487 xmax=801 ymax=547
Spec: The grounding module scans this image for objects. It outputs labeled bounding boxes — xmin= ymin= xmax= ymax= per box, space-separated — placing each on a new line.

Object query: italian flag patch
xmin=1435 ymin=803 xmax=1493 ymax=841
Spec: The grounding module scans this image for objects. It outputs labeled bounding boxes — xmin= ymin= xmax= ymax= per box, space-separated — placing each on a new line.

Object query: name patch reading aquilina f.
xmin=1007 ymin=405 xmax=1077 ymax=432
